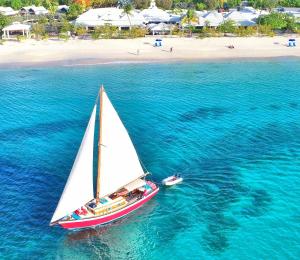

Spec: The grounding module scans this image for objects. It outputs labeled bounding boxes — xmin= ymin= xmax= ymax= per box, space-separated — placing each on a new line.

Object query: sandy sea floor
xmin=0 ymin=35 xmax=300 ymax=67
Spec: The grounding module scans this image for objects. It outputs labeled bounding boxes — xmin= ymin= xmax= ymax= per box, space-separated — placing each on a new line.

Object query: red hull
xmin=59 ymin=188 xmax=159 ymax=229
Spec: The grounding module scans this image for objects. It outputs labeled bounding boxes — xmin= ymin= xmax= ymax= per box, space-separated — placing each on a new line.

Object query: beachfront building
xmin=280 ymin=8 xmax=300 ymax=20
xmin=75 ymin=8 xmax=146 ymax=30
xmin=20 ymin=5 xmax=48 ymax=16
xmin=57 ymin=5 xmax=69 ymax=13
xmin=182 ymin=11 xmax=207 ymax=28
xmin=225 ymin=10 xmax=257 ymax=26
xmin=0 ymin=7 xmax=18 ymax=16
xmin=141 ymin=0 xmax=177 ymax=24
xmin=2 ymin=22 xmax=31 ymax=39
xmin=148 ymin=22 xmax=175 ymax=35
xmin=202 ymin=11 xmax=224 ymax=27
xmin=224 ymin=7 xmax=270 ymax=27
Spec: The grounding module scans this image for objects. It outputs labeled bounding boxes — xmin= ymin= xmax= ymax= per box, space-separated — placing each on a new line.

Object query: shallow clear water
xmin=1 ymin=60 xmax=300 ymax=259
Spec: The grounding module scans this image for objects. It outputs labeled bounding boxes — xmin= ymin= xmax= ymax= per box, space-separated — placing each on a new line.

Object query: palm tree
xmin=123 ymin=4 xmax=133 ymax=31
xmin=182 ymin=9 xmax=197 ymax=37
xmin=254 ymin=0 xmax=265 ymax=35
xmin=48 ymin=3 xmax=58 ymax=18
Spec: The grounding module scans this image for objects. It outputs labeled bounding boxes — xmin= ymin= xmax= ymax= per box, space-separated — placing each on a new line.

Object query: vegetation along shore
xmin=0 ymin=0 xmax=299 ymax=41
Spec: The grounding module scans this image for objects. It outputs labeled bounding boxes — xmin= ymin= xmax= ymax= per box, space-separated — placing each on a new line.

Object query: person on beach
xmin=170 ymin=47 xmax=173 ymax=53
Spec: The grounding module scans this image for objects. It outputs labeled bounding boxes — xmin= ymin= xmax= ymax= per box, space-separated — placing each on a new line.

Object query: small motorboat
xmin=162 ymin=175 xmax=183 ymax=186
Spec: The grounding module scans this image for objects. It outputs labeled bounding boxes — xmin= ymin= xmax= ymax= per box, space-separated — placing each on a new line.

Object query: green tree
xmin=133 ymin=0 xmax=150 ymax=9
xmin=48 ymin=1 xmax=59 ymax=17
xmin=11 ymin=0 xmax=22 ymax=10
xmin=258 ymin=12 xmax=297 ymax=30
xmin=0 ymin=0 xmax=9 ymax=6
xmin=59 ymin=0 xmax=73 ymax=4
xmin=226 ymin=0 xmax=242 ymax=8
xmin=0 ymin=14 xmax=10 ymax=33
xmin=203 ymin=0 xmax=220 ymax=9
xmin=75 ymin=25 xmax=87 ymax=38
xmin=218 ymin=19 xmax=235 ymax=34
xmin=252 ymin=0 xmax=279 ymax=11
xmin=182 ymin=9 xmax=197 ymax=36
xmin=123 ymin=3 xmax=133 ymax=31
xmin=156 ymin=0 xmax=173 ymax=9
xmin=60 ymin=18 xmax=72 ymax=32
xmin=91 ymin=0 xmax=118 ymax=7
xmin=278 ymin=0 xmax=300 ymax=7
xmin=67 ymin=3 xmax=83 ymax=20
xmin=195 ymin=2 xmax=207 ymax=10
xmin=252 ymin=0 xmax=278 ymax=34
xmin=42 ymin=0 xmax=58 ymax=10
xmin=92 ymin=25 xmax=118 ymax=39
xmin=32 ymin=23 xmax=46 ymax=40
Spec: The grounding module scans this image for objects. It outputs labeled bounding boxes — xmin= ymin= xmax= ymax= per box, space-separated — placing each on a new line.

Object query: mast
xmin=96 ymin=85 xmax=104 ymax=202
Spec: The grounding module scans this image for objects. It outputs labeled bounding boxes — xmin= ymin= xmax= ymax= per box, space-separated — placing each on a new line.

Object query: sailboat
xmin=50 ymin=86 xmax=159 ymax=229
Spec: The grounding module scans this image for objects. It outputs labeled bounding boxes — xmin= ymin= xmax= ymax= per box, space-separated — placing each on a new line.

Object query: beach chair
xmin=288 ymin=39 xmax=296 ymax=47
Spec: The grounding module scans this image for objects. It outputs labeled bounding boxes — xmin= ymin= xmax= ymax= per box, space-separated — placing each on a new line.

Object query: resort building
xmin=147 ymin=22 xmax=175 ymax=35
xmin=20 ymin=5 xmax=48 ymax=16
xmin=57 ymin=5 xmax=69 ymax=13
xmin=2 ymin=22 xmax=31 ymax=39
xmin=281 ymin=8 xmax=300 ymax=20
xmin=225 ymin=10 xmax=257 ymax=26
xmin=75 ymin=8 xmax=146 ymax=30
xmin=185 ymin=12 xmax=207 ymax=28
xmin=0 ymin=7 xmax=18 ymax=16
xmin=202 ymin=11 xmax=224 ymax=27
xmin=140 ymin=0 xmax=175 ymax=24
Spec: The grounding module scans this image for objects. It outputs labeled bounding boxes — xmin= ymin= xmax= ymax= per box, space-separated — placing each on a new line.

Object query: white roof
xmin=124 ymin=178 xmax=146 ymax=192
xmin=57 ymin=5 xmax=69 ymax=11
xmin=2 ymin=22 xmax=31 ymax=31
xmin=140 ymin=0 xmax=171 ymax=23
xmin=241 ymin=7 xmax=257 ymax=14
xmin=76 ymin=8 xmax=145 ymax=27
xmin=148 ymin=22 xmax=173 ymax=31
xmin=21 ymin=5 xmax=48 ymax=15
xmin=203 ymin=11 xmax=224 ymax=27
xmin=225 ymin=10 xmax=257 ymax=26
xmin=0 ymin=6 xmax=18 ymax=16
xmin=168 ymin=14 xmax=181 ymax=23
xmin=195 ymin=10 xmax=208 ymax=17
xmin=284 ymin=10 xmax=300 ymax=19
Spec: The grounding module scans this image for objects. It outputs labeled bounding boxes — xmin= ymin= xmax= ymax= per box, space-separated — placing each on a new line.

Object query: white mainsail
xmin=98 ymin=91 xmax=145 ymax=198
xmin=50 ymin=106 xmax=97 ymax=224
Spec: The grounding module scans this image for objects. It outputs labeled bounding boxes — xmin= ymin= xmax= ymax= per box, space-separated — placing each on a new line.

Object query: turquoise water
xmin=1 ymin=60 xmax=300 ymax=259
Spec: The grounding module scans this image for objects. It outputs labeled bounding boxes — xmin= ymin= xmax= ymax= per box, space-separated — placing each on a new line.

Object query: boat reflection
xmin=66 ymin=218 xmax=127 ymax=242
xmin=66 ymin=200 xmax=157 ymax=243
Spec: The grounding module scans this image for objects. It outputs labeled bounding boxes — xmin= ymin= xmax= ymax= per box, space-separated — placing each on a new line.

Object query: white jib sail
xmin=50 ymin=105 xmax=97 ymax=223
xmin=99 ymin=91 xmax=145 ymax=198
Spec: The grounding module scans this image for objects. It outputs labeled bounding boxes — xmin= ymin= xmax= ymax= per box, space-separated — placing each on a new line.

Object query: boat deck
xmin=64 ymin=192 xmax=144 ymax=222
xmin=58 ymin=180 xmax=157 ymax=224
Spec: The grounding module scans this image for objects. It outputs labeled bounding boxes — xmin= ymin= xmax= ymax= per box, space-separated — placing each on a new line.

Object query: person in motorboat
xmin=162 ymin=174 xmax=183 ymax=186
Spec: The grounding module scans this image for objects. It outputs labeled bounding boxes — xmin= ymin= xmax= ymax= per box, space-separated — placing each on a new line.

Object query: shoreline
xmin=1 ymin=36 xmax=300 ymax=68
xmin=2 ymin=56 xmax=300 ymax=69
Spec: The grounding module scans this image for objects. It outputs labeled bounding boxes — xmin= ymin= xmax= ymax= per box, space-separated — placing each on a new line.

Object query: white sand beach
xmin=0 ymin=36 xmax=299 ymax=67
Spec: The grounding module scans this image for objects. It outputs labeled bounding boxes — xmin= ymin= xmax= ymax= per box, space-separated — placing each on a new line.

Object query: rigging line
xmin=94 ymin=87 xmax=101 ymax=105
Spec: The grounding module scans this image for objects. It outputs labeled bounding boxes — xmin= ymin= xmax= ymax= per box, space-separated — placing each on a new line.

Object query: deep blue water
xmin=1 ymin=60 xmax=300 ymax=259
